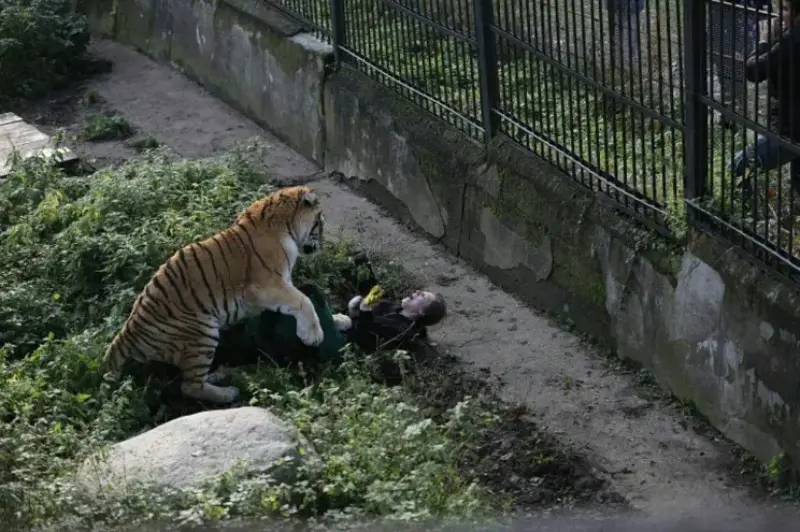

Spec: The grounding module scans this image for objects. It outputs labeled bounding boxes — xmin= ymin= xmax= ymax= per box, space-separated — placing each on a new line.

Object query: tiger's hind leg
xmin=179 ymin=351 xmax=240 ymax=404
xmin=206 ymin=364 xmax=230 ymax=385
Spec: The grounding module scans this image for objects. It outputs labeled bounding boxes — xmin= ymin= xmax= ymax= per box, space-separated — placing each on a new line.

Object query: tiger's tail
xmin=102 ymin=328 xmax=129 ymax=382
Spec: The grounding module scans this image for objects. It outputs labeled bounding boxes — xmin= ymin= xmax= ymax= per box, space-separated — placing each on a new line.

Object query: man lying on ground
xmin=211 ymin=265 xmax=447 ymax=378
xmin=331 ymin=284 xmax=447 ymax=354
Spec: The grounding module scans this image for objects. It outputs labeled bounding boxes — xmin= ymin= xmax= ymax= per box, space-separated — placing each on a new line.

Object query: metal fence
xmin=693 ymin=0 xmax=800 ymax=282
xmin=268 ymin=0 xmax=800 ymax=283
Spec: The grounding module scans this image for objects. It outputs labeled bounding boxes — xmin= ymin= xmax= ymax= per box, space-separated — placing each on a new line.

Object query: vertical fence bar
xmin=330 ymin=0 xmax=346 ymax=64
xmin=473 ymin=0 xmax=500 ymax=142
xmin=683 ymin=0 xmax=709 ymax=211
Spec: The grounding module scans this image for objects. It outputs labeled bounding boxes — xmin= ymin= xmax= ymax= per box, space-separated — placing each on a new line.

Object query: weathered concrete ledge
xmin=83 ymin=0 xmax=800 ymax=467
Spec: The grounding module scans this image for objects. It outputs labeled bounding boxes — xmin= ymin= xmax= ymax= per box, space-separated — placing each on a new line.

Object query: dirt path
xmin=30 ymin=39 xmax=799 ymax=525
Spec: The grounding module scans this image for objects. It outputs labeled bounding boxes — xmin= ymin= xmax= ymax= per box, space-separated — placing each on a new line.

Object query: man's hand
xmin=363 ymin=285 xmax=384 ymax=306
xmin=758 ymin=12 xmax=787 ymax=43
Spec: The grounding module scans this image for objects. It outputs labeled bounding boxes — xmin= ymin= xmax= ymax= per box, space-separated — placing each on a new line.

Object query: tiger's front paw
xmin=332 ymin=313 xmax=353 ymax=332
xmin=297 ymin=317 xmax=324 ymax=346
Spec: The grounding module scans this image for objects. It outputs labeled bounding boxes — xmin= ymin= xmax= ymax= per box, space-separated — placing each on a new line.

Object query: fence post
xmin=330 ymin=0 xmax=346 ymax=65
xmin=474 ymin=0 xmax=500 ymax=142
xmin=683 ymin=0 xmax=709 ymax=212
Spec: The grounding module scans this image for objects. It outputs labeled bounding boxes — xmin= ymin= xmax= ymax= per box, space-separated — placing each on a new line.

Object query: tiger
xmin=103 ymin=185 xmax=326 ymax=404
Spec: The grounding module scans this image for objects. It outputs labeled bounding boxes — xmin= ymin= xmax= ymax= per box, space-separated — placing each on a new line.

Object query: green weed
xmin=0 ymin=0 xmax=108 ymax=106
xmin=81 ymin=114 xmax=135 ymax=142
xmin=127 ymin=134 xmax=160 ymax=153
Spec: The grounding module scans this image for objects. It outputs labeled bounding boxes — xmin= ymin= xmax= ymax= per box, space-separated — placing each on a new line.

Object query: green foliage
xmin=0 ymin=0 xmax=101 ymax=106
xmin=1 ymin=347 xmax=493 ymax=529
xmin=733 ymin=449 xmax=800 ymax=501
xmin=0 ymin=141 xmax=275 ymax=528
xmin=81 ymin=114 xmax=135 ymax=141
xmin=127 ymin=134 xmax=160 ymax=153
xmin=0 ymin=141 xmax=273 ymax=355
xmin=0 ymin=140 xmax=539 ymax=530
xmin=85 ymin=89 xmax=101 ymax=105
xmin=293 ymin=237 xmax=415 ymax=312
xmin=116 ymin=353 xmax=491 ymax=526
xmin=240 ymin=354 xmax=485 ymax=521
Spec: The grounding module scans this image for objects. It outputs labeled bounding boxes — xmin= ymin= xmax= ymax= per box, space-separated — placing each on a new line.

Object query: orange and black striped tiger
xmin=103 ymin=185 xmax=325 ymax=404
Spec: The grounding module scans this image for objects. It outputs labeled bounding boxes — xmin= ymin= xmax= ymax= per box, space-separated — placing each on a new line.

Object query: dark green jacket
xmin=213 ymin=284 xmax=347 ymax=370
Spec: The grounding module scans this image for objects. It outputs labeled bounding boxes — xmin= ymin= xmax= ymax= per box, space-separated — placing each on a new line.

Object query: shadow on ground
xmin=105 ymin=505 xmax=800 ymax=532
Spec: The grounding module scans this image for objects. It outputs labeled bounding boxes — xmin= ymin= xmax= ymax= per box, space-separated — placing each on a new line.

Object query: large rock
xmin=75 ymin=406 xmax=313 ymax=493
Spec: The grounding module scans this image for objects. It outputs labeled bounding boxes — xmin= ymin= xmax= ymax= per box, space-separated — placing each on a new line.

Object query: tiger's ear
xmin=301 ymin=190 xmax=319 ymax=207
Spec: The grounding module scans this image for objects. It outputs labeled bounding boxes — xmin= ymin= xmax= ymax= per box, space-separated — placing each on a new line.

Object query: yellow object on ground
xmin=363 ymin=285 xmax=384 ymax=306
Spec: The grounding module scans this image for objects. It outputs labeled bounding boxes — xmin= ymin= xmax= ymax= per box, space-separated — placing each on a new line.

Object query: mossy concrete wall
xmin=88 ymin=0 xmax=800 ymax=466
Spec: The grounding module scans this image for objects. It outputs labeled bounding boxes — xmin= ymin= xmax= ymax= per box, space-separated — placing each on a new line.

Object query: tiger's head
xmin=238 ymin=185 xmax=324 ymax=256
xmin=293 ymin=188 xmax=324 ymax=255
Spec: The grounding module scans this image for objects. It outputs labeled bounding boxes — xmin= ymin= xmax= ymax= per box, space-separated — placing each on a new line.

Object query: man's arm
xmin=342 ymin=305 xmax=379 ymax=352
xmin=347 ymin=295 xmax=364 ymax=318
xmin=344 ymin=295 xmax=376 ymax=332
xmin=368 ymin=315 xmax=422 ymax=350
xmin=745 ymin=26 xmax=789 ymax=83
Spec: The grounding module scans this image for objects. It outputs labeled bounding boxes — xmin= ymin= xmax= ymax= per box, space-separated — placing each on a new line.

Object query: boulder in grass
xmin=75 ymin=406 xmax=314 ymax=494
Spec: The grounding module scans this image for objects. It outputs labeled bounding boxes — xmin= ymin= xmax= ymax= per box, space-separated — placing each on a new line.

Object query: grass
xmin=81 ymin=114 xmax=136 ymax=142
xmin=0 ymin=0 xmax=108 ymax=107
xmin=0 ymin=139 xmax=612 ymax=530
xmin=85 ymin=89 xmax=101 ymax=105
xmin=127 ymin=134 xmax=160 ymax=153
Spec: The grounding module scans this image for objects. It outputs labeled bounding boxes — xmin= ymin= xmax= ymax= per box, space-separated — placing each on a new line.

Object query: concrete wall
xmin=84 ymin=0 xmax=800 ymax=466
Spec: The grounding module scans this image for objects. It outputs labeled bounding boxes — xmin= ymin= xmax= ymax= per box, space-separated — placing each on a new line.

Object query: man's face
xmin=400 ymin=290 xmax=437 ymax=318
xmin=781 ymin=2 xmax=798 ymax=23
